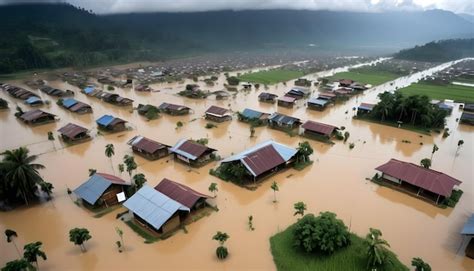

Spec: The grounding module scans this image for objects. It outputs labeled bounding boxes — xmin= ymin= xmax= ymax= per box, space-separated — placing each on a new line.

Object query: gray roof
xmin=308 ymin=97 xmax=329 ymax=106
xmin=74 ymin=173 xmax=129 ymax=205
xmin=123 ymin=186 xmax=190 ymax=230
xmin=461 ymin=214 xmax=474 ymax=235
xmin=268 ymin=113 xmax=300 ymax=125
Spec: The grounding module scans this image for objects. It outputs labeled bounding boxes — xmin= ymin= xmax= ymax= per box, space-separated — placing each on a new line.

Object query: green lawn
xmin=238 ymin=69 xmax=304 ymax=84
xmin=398 ymin=82 xmax=474 ymax=103
xmin=326 ymin=71 xmax=400 ymax=85
xmin=270 ymin=225 xmax=409 ymax=271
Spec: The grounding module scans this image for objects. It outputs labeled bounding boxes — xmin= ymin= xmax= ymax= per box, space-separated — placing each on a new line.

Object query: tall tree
xmin=296 ymin=141 xmax=313 ymax=164
xmin=208 ymin=182 xmax=218 ymax=197
xmin=132 ymin=173 xmax=146 ymax=190
xmin=123 ymin=155 xmax=137 ymax=178
xmin=23 ymin=241 xmax=47 ymax=270
xmin=365 ymin=228 xmax=390 ymax=270
xmin=4 ymin=229 xmax=21 ymax=257
xmin=271 ymin=181 xmax=279 ymax=203
xmin=1 ymin=259 xmax=34 ymax=271
xmin=431 ymin=144 xmax=439 ymax=161
xmin=104 ymin=144 xmax=115 ymax=174
xmin=420 ymin=158 xmax=431 ymax=169
xmin=0 ymin=147 xmax=45 ymax=205
xmin=69 ymin=228 xmax=92 ymax=253
xmin=293 ymin=201 xmax=307 ymax=217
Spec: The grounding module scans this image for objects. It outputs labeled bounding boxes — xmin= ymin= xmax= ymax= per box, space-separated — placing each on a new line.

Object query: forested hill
xmin=0 ymin=3 xmax=473 ymax=74
xmin=394 ymin=39 xmax=474 ymax=62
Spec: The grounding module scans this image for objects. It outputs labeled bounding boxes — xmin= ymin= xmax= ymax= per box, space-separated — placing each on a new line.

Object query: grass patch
xmin=326 ymin=70 xmax=399 ymax=85
xmin=124 ymin=220 xmax=159 ymax=244
xmin=270 ymin=226 xmax=408 ymax=271
xmin=398 ymin=82 xmax=474 ymax=103
xmin=238 ymin=69 xmax=304 ymax=85
xmin=353 ymin=115 xmax=432 ymax=135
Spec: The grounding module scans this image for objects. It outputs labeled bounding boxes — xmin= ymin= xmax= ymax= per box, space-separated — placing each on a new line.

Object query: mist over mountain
xmin=0 ymin=3 xmax=473 ymax=73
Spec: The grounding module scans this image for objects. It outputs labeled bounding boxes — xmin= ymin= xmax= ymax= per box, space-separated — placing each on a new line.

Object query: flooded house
xmin=40 ymin=86 xmax=73 ymax=97
xmin=375 ymin=159 xmax=462 ymax=205
xmin=307 ymin=97 xmax=330 ymax=111
xmin=135 ymin=84 xmax=153 ymax=92
xmin=294 ymin=78 xmax=311 ymax=87
xmin=24 ymin=96 xmax=44 ymax=106
xmin=127 ymin=135 xmax=170 ymax=160
xmin=268 ymin=112 xmax=302 ymax=130
xmin=285 ymin=87 xmax=310 ymax=99
xmin=220 ymin=140 xmax=298 ymax=182
xmin=258 ymin=92 xmax=278 ymax=103
xmin=154 ymin=178 xmax=210 ymax=210
xmin=463 ymin=103 xmax=474 ymax=112
xmin=205 ymin=105 xmax=232 ymax=122
xmin=437 ymin=102 xmax=453 ymax=114
xmin=238 ymin=108 xmax=270 ymax=125
xmin=96 ymin=114 xmax=127 ymax=132
xmin=17 ymin=109 xmax=56 ymax=125
xmin=169 ymin=139 xmax=217 ymax=167
xmin=74 ymin=173 xmax=130 ymax=209
xmin=123 ymin=185 xmax=190 ymax=234
xmin=82 ymin=86 xmax=99 ymax=96
xmin=60 ymin=98 xmax=92 ymax=114
xmin=57 ymin=123 xmax=91 ymax=143
xmin=99 ymin=92 xmax=134 ymax=106
xmin=461 ymin=214 xmax=474 ymax=259
xmin=301 ymin=120 xmax=339 ymax=140
xmin=137 ymin=104 xmax=159 ymax=116
xmin=277 ymin=96 xmax=296 ymax=108
xmin=158 ymin=102 xmax=191 ymax=115
xmin=338 ymin=79 xmax=355 ymax=87
xmin=460 ymin=112 xmax=474 ymax=125
xmin=357 ymin=103 xmax=376 ymax=115
xmin=349 ymin=82 xmax=367 ymax=91
xmin=5 ymin=85 xmax=38 ymax=100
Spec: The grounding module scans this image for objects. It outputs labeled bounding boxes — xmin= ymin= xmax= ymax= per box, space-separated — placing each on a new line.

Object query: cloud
xmin=0 ymin=0 xmax=472 ymax=15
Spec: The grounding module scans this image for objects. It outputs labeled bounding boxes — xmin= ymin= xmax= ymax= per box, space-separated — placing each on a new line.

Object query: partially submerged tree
xmin=271 ymin=181 xmax=279 ymax=203
xmin=123 ymin=155 xmax=137 ymax=178
xmin=69 ymin=228 xmax=92 ymax=253
xmin=1 ymin=259 xmax=34 ymax=271
xmin=296 ymin=141 xmax=313 ymax=164
xmin=293 ymin=201 xmax=307 ymax=217
xmin=104 ymin=144 xmax=115 ymax=174
xmin=4 ymin=229 xmax=21 ymax=257
xmin=412 ymin=257 xmax=431 ymax=271
xmin=208 ymin=182 xmax=218 ymax=197
xmin=213 ymin=231 xmax=230 ymax=260
xmin=0 ymin=147 xmax=45 ymax=205
xmin=456 ymin=140 xmax=464 ymax=154
xmin=420 ymin=158 xmax=431 ymax=169
xmin=430 ymin=144 xmax=439 ymax=161
xmin=365 ymin=228 xmax=390 ymax=270
xmin=132 ymin=173 xmax=147 ymax=190
xmin=248 ymin=215 xmax=255 ymax=231
xmin=23 ymin=241 xmax=47 ymax=270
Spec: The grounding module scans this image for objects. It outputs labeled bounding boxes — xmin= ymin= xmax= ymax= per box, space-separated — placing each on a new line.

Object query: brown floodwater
xmin=0 ymin=58 xmax=473 ymax=271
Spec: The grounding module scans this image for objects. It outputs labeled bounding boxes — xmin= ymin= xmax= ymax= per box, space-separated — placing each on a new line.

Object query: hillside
xmin=394 ymin=39 xmax=474 ymax=62
xmin=0 ymin=3 xmax=473 ymax=74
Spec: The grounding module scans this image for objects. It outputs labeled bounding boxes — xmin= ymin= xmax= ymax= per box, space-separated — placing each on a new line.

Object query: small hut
xmin=61 ymin=98 xmax=92 ymax=114
xmin=96 ymin=115 xmax=127 ymax=132
xmin=158 ymin=102 xmax=191 ymax=115
xmin=18 ymin=109 xmax=56 ymax=125
xmin=239 ymin=108 xmax=270 ymax=125
xmin=268 ymin=113 xmax=301 ymax=130
xmin=301 ymin=120 xmax=338 ymax=139
xmin=357 ymin=103 xmax=375 ymax=115
xmin=277 ymin=96 xmax=296 ymax=108
xmin=74 ymin=173 xmax=130 ymax=209
xmin=127 ymin=135 xmax=170 ymax=160
xmin=285 ymin=87 xmax=310 ymax=99
xmin=205 ymin=105 xmax=232 ymax=122
xmin=57 ymin=123 xmax=91 ymax=143
xmin=258 ymin=92 xmax=278 ymax=103
xmin=169 ymin=139 xmax=217 ymax=167
xmin=307 ymin=97 xmax=330 ymax=111
xmin=24 ymin=96 xmax=44 ymax=106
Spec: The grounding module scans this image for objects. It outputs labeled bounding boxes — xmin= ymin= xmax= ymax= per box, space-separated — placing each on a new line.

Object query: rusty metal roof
xmin=302 ymin=120 xmax=338 ymax=136
xmin=170 ymin=139 xmax=216 ymax=160
xmin=375 ymin=159 xmax=462 ymax=197
xmin=278 ymin=96 xmax=296 ymax=103
xmin=205 ymin=105 xmax=230 ymax=117
xmin=154 ymin=178 xmax=210 ymax=209
xmin=159 ymin=102 xmax=189 ymax=111
xmin=57 ymin=123 xmax=88 ymax=138
xmin=20 ymin=109 xmax=55 ymax=122
xmin=127 ymin=135 xmax=168 ymax=154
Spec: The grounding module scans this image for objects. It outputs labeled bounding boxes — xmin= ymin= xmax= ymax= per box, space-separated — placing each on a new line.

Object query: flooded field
xmin=0 ymin=58 xmax=473 ymax=271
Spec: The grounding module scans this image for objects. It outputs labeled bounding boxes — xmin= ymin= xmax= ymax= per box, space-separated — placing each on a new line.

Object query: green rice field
xmin=238 ymin=69 xmax=304 ymax=84
xmin=326 ymin=71 xmax=400 ymax=85
xmin=270 ymin=225 xmax=408 ymax=271
xmin=398 ymin=82 xmax=474 ymax=103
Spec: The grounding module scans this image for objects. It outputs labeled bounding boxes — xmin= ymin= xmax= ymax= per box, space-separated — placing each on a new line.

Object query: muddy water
xmin=0 ymin=58 xmax=473 ymax=271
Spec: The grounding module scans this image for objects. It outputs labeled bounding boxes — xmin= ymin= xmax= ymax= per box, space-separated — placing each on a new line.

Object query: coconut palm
xmin=123 ymin=155 xmax=137 ymax=178
xmin=39 ymin=181 xmax=54 ymax=200
xmin=365 ymin=228 xmax=390 ymax=269
xmin=420 ymin=158 xmax=431 ymax=169
xmin=293 ymin=201 xmax=307 ymax=217
xmin=296 ymin=141 xmax=313 ymax=164
xmin=4 ymin=229 xmax=21 ymax=257
xmin=431 ymin=144 xmax=439 ymax=161
xmin=69 ymin=228 xmax=92 ymax=253
xmin=412 ymin=257 xmax=431 ymax=271
xmin=104 ymin=144 xmax=115 ymax=174
xmin=208 ymin=182 xmax=218 ymax=197
xmin=1 ymin=259 xmax=34 ymax=271
xmin=23 ymin=241 xmax=47 ymax=270
xmin=0 ymin=147 xmax=45 ymax=205
xmin=271 ymin=181 xmax=279 ymax=203
xmin=132 ymin=173 xmax=146 ymax=190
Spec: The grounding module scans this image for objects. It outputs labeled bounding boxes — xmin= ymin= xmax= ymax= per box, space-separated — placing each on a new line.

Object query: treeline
xmin=394 ymin=39 xmax=474 ymax=62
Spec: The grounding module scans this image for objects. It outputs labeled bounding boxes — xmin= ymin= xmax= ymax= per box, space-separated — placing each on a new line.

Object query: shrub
xmin=227 ymin=76 xmax=240 ymax=86
xmin=349 ymin=143 xmax=355 ymax=149
xmin=442 ymin=189 xmax=463 ymax=207
xmin=205 ymin=123 xmax=217 ymax=129
xmin=107 ymin=85 xmax=115 ymax=91
xmin=293 ymin=212 xmax=350 ymax=254
xmin=216 ymin=246 xmax=228 ymax=259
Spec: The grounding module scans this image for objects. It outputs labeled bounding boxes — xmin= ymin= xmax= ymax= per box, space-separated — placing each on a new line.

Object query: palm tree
xmin=293 ymin=201 xmax=307 ymax=217
xmin=296 ymin=141 xmax=313 ymax=164
xmin=412 ymin=257 xmax=431 ymax=271
xmin=365 ymin=228 xmax=390 ymax=269
xmin=271 ymin=181 xmax=279 ymax=203
xmin=23 ymin=241 xmax=47 ymax=270
xmin=0 ymin=147 xmax=45 ymax=205
xmin=123 ymin=155 xmax=137 ymax=178
xmin=39 ymin=181 xmax=54 ymax=201
xmin=420 ymin=158 xmax=431 ymax=169
xmin=431 ymin=144 xmax=439 ymax=161
xmin=69 ymin=228 xmax=92 ymax=253
xmin=104 ymin=144 xmax=115 ymax=174
xmin=208 ymin=182 xmax=218 ymax=197
xmin=2 ymin=259 xmax=34 ymax=271
xmin=4 ymin=229 xmax=21 ymax=257
xmin=132 ymin=173 xmax=146 ymax=190
xmin=456 ymin=140 xmax=464 ymax=154
xmin=118 ymin=164 xmax=124 ymax=174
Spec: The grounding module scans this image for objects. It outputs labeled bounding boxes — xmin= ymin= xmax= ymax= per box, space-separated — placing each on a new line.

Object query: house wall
xmin=382 ymin=173 xmax=402 ymax=184
xmin=100 ymin=184 xmax=125 ymax=206
xmin=161 ymin=214 xmax=181 ymax=234
xmin=205 ymin=114 xmax=231 ymax=122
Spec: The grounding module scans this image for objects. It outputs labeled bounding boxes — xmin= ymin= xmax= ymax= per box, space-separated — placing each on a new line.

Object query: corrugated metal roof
xmin=96 ymin=115 xmax=115 ymax=126
xmin=70 ymin=101 xmax=91 ymax=112
xmin=205 ymin=105 xmax=230 ymax=117
xmin=461 ymin=214 xmax=474 ymax=235
xmin=57 ymin=123 xmax=88 ymax=138
xmin=258 ymin=92 xmax=278 ymax=99
xmin=25 ymin=96 xmax=42 ymax=104
xmin=302 ymin=120 xmax=337 ymax=136
xmin=268 ymin=113 xmax=300 ymax=125
xmin=83 ymin=86 xmax=95 ymax=94
xmin=128 ymin=135 xmax=168 ymax=154
xmin=375 ymin=159 xmax=462 ymax=197
xmin=308 ymin=97 xmax=329 ymax=106
xmin=123 ymin=185 xmax=189 ymax=230
xmin=169 ymin=139 xmax=215 ymax=161
xmin=154 ymin=178 xmax=210 ymax=209
xmin=241 ymin=108 xmax=264 ymax=119
xmin=221 ymin=140 xmax=297 ymax=177
xmin=159 ymin=102 xmax=189 ymax=111
xmin=62 ymin=98 xmax=78 ymax=108
xmin=278 ymin=96 xmax=296 ymax=103
xmin=20 ymin=109 xmax=55 ymax=122
xmin=358 ymin=103 xmax=375 ymax=111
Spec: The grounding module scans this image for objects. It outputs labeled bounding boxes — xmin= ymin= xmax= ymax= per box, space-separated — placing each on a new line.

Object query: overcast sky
xmin=1 ymin=0 xmax=473 ymax=14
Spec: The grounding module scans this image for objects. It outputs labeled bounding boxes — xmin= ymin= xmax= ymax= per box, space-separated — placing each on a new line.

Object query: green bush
xmin=442 ymin=189 xmax=463 ymax=207
xmin=293 ymin=212 xmax=351 ymax=254
xmin=216 ymin=246 xmax=228 ymax=259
